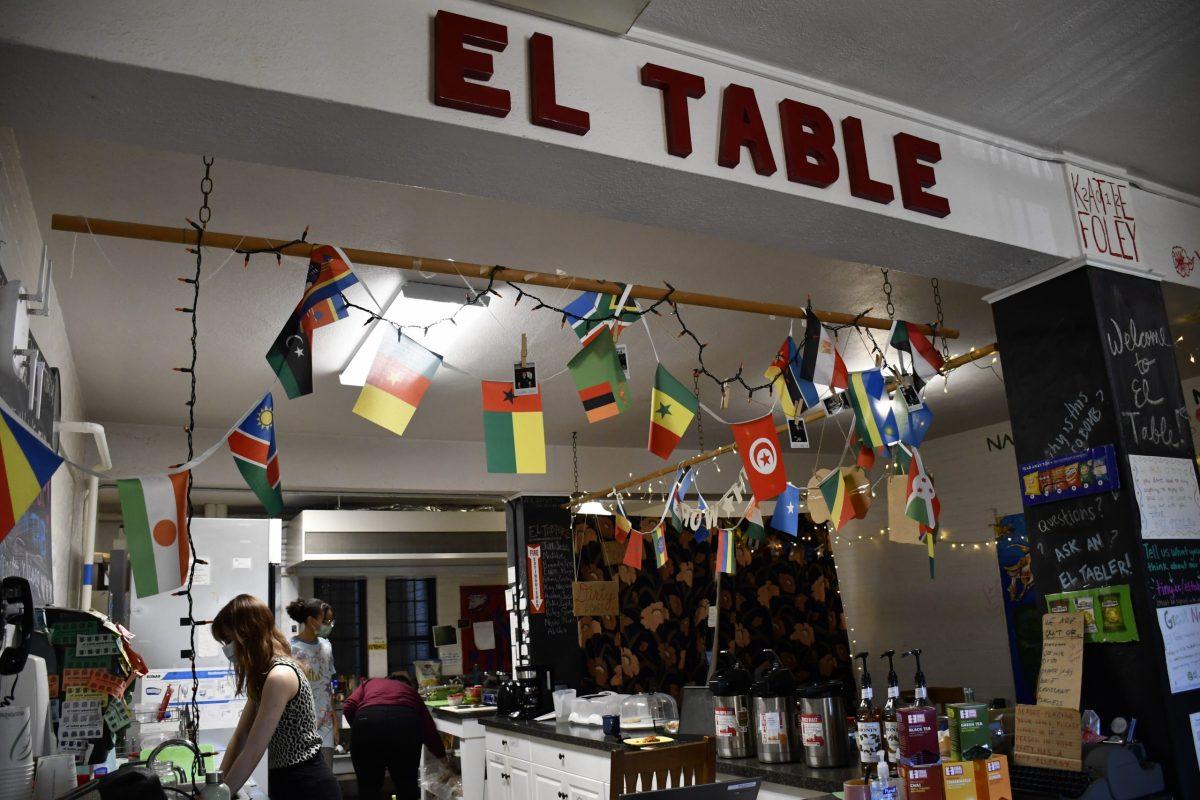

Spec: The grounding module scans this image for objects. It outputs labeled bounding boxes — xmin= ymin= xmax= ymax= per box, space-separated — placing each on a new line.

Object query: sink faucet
xmin=146 ymin=737 xmax=206 ymax=784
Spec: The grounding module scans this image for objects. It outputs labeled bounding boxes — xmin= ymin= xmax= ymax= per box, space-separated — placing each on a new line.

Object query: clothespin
xmin=720 ymin=382 xmax=730 ymax=409
xmin=520 ymin=333 xmax=528 ymax=367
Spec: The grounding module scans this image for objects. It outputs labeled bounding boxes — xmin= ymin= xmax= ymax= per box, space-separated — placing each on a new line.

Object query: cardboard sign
xmin=806 ymin=470 xmax=831 ymax=524
xmin=573 ymin=580 xmax=619 ymax=616
xmin=1037 ymin=612 xmax=1084 ymax=708
xmin=887 ymin=474 xmax=923 ymax=545
xmin=1014 ymin=704 xmax=1082 ymax=770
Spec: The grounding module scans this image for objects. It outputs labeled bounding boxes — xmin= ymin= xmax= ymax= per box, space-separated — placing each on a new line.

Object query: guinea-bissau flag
xmin=265 ymin=244 xmax=360 ymax=399
xmin=0 ymin=405 xmax=63 ymax=544
xmin=888 ymin=320 xmax=945 ymax=392
xmin=118 ymin=472 xmax=190 ymax=598
xmin=482 ymin=381 xmax=546 ymax=474
xmin=820 ymin=468 xmax=856 ymax=531
xmin=227 ymin=393 xmax=283 ymax=516
xmin=648 ymin=364 xmax=698 ymax=459
xmin=353 ymin=332 xmax=443 ymax=437
xmin=567 ymin=329 xmax=630 ymax=423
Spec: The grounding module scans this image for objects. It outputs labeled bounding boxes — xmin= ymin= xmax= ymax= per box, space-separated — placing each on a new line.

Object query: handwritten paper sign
xmin=1129 ymin=455 xmax=1200 ymax=539
xmin=573 ymin=580 xmax=619 ymax=616
xmin=1156 ymin=602 xmax=1200 ymax=693
xmin=1037 ymin=613 xmax=1083 ymax=707
xmin=1066 ymin=165 xmax=1140 ymax=266
xmin=1145 ymin=541 xmax=1200 ymax=607
xmin=1014 ymin=704 xmax=1082 ymax=770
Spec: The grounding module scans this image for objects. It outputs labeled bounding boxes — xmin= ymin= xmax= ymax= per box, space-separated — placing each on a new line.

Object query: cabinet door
xmin=507 ymin=757 xmax=533 ymax=800
xmin=563 ymin=773 xmax=604 ymax=800
xmin=486 ymin=752 xmax=509 ymax=800
xmin=531 ymin=764 xmax=565 ymax=800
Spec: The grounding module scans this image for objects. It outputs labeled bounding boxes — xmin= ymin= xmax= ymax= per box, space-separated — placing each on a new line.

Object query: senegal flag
xmin=567 ymin=330 xmax=630 ymax=423
xmin=482 ymin=381 xmax=546 ymax=474
xmin=648 ymin=364 xmax=698 ymax=459
xmin=820 ymin=468 xmax=855 ymax=531
xmin=118 ymin=472 xmax=190 ymax=598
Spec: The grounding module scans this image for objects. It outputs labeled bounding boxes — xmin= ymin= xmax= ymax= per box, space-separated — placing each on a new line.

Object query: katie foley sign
xmin=431 ymin=10 xmax=952 ymax=219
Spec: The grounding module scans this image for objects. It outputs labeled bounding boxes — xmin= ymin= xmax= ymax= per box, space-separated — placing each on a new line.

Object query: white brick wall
xmin=0 ymin=127 xmax=89 ymax=606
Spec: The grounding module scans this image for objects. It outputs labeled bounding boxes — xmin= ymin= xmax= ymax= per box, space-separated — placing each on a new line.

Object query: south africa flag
xmin=227 ymin=393 xmax=283 ymax=516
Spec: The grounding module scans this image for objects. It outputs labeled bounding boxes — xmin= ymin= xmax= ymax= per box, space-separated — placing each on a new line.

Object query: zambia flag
xmin=567 ymin=330 xmax=630 ymax=423
xmin=227 ymin=393 xmax=283 ymax=516
xmin=648 ymin=365 xmax=697 ymax=459
xmin=0 ymin=405 xmax=63 ymax=543
xmin=482 ymin=381 xmax=546 ymax=474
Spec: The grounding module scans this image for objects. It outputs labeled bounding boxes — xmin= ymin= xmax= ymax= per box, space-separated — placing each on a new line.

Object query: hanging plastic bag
xmin=418 ymin=746 xmax=462 ymax=800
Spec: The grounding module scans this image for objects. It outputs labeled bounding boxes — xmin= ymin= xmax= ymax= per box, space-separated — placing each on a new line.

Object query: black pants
xmin=350 ymin=705 xmax=423 ymax=800
xmin=268 ymin=752 xmax=341 ymax=799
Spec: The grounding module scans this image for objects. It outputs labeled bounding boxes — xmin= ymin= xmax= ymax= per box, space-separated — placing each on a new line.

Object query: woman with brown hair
xmin=212 ymin=594 xmax=340 ymax=799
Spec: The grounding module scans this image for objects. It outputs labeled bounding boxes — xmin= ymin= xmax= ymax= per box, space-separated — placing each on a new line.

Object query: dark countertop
xmin=479 ymin=716 xmax=850 ymax=794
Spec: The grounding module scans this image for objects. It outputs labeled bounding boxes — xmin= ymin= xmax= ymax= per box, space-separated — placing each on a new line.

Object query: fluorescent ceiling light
xmin=576 ymin=500 xmax=612 ymax=516
xmin=339 ymin=281 xmax=487 ymax=387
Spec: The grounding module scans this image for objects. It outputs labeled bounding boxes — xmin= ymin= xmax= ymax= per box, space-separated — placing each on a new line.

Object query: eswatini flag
xmin=227 ymin=393 xmax=283 ymax=516
xmin=888 ymin=320 xmax=945 ymax=391
xmin=0 ymin=406 xmax=63 ymax=543
xmin=119 ymin=472 xmax=190 ymax=598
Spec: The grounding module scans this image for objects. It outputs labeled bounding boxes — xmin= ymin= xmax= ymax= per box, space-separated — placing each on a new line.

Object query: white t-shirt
xmin=289 ymin=635 xmax=336 ymax=747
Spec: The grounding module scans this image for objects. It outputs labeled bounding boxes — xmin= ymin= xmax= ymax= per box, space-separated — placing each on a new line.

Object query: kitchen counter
xmin=480 ymin=715 xmax=706 ymax=752
xmin=716 ymin=755 xmax=859 ymax=794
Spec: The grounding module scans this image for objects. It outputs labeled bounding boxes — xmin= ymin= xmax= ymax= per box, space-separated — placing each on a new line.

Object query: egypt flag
xmin=889 ymin=320 xmax=945 ymax=391
xmin=648 ymin=365 xmax=698 ymax=459
xmin=715 ymin=527 xmax=736 ymax=575
xmin=799 ymin=301 xmax=849 ymax=391
xmin=905 ymin=447 xmax=940 ymax=533
xmin=764 ymin=337 xmax=820 ymax=417
xmin=0 ymin=406 xmax=63 ymax=543
xmin=820 ymin=468 xmax=855 ymax=531
xmin=227 ymin=393 xmax=283 ymax=516
xmin=482 ymin=381 xmax=546 ymax=474
xmin=649 ymin=522 xmax=668 ymax=568
xmin=118 ymin=473 xmax=190 ymax=598
xmin=353 ymin=332 xmax=442 ymax=436
xmin=567 ymin=330 xmax=630 ymax=423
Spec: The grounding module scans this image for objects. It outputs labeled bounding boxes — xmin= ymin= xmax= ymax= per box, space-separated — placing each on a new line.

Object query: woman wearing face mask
xmin=213 ymin=594 xmax=340 ymax=799
xmin=286 ymin=598 xmax=339 ymax=767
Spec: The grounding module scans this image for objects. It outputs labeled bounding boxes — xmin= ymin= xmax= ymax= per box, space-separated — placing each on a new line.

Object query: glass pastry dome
xmin=619 ymin=690 xmax=679 ymax=732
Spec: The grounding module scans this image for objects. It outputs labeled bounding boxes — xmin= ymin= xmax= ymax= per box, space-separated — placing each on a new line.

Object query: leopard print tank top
xmin=265 ymin=657 xmax=323 ymax=769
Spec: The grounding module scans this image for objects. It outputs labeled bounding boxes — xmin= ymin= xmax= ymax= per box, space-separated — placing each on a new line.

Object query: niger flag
xmin=482 ymin=381 xmax=546 ymax=474
xmin=648 ymin=364 xmax=698 ymax=459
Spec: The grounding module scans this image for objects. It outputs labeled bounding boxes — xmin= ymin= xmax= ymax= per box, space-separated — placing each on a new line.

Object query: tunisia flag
xmin=731 ymin=413 xmax=787 ymax=501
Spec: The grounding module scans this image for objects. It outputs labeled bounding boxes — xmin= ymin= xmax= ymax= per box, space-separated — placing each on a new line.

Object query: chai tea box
xmin=900 ymin=761 xmax=944 ymax=799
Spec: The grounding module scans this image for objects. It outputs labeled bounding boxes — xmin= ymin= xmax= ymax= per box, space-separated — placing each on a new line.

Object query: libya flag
xmin=482 ymin=381 xmax=546 ymax=474
xmin=567 ymin=330 xmax=630 ymax=423
xmin=648 ymin=364 xmax=698 ymax=459
xmin=118 ymin=472 xmax=190 ymax=598
xmin=266 ymin=318 xmax=313 ymax=399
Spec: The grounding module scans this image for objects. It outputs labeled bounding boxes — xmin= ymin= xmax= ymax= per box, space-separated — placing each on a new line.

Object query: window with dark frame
xmin=312 ymin=578 xmax=368 ymax=679
xmin=386 ymin=577 xmax=437 ymax=676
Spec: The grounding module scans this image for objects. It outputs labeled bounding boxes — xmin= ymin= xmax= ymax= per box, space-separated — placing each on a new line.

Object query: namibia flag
xmin=648 ymin=364 xmax=698 ymax=459
xmin=227 ymin=393 xmax=283 ymax=516
xmin=482 ymin=381 xmax=546 ymax=474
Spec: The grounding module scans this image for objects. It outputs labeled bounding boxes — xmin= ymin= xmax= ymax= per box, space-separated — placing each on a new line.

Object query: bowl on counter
xmin=446 ymin=694 xmax=465 ymax=707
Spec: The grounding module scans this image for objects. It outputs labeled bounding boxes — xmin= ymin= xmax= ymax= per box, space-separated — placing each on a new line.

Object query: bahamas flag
xmin=226 ymin=393 xmax=283 ymax=516
xmin=353 ymin=332 xmax=443 ymax=436
xmin=715 ymin=527 xmax=736 ymax=574
xmin=482 ymin=381 xmax=546 ymax=474
xmin=847 ymin=369 xmax=899 ymax=450
xmin=0 ymin=406 xmax=63 ymax=543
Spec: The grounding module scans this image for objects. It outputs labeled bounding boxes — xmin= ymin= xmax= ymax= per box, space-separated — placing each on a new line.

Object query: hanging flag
xmin=715 ymin=527 xmax=736 ymax=574
xmin=566 ymin=330 xmax=630 ymax=423
xmin=614 ymin=513 xmax=633 ymax=543
xmin=770 ymin=483 xmax=801 ymax=537
xmin=738 ymin=500 xmax=767 ymax=541
xmin=888 ymin=320 xmax=945 ymax=391
xmin=693 ymin=491 xmax=711 ymax=543
xmin=118 ymin=473 xmax=190 ymax=598
xmin=562 ymin=285 xmax=639 ymax=346
xmin=847 ymin=369 xmax=899 ymax=450
xmin=669 ymin=467 xmax=697 ymax=531
xmin=905 ymin=447 xmax=941 ymax=533
xmin=648 ymin=364 xmax=698 ymax=459
xmin=763 ymin=337 xmax=820 ymax=417
xmin=820 ymin=468 xmax=856 ymax=531
xmin=892 ymin=390 xmax=934 ymax=448
xmin=353 ymin=332 xmax=443 ymax=437
xmin=649 ymin=522 xmax=668 ymax=568
xmin=264 ymin=245 xmax=360 ymax=399
xmin=799 ymin=301 xmax=849 ymax=391
xmin=481 ymin=381 xmax=546 ymax=474
xmin=226 ymin=393 xmax=283 ymax=516
xmin=731 ymin=413 xmax=787 ymax=501
xmin=0 ymin=406 xmax=64 ymax=543
xmin=622 ymin=529 xmax=645 ymax=569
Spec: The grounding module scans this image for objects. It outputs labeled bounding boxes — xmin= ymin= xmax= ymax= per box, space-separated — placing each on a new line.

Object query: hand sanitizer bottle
xmin=869 ymin=751 xmax=898 ymax=800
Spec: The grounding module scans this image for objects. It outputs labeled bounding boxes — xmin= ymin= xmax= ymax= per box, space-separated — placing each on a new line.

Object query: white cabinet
xmin=487 ymin=750 xmax=534 ymax=800
xmin=485 ymin=730 xmax=608 ymax=800
xmin=532 ymin=764 xmax=604 ymax=800
xmin=509 ymin=757 xmax=532 ymax=800
xmin=563 ymin=772 xmax=605 ymax=800
xmin=532 ymin=764 xmax=567 ymax=800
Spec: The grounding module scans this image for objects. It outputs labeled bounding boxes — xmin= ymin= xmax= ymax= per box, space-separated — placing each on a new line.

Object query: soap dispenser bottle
xmin=903 ymin=648 xmax=928 ymax=706
xmin=880 ymin=650 xmax=900 ymax=765
xmin=869 ymin=750 xmax=899 ymax=799
xmin=854 ymin=651 xmax=880 ymax=780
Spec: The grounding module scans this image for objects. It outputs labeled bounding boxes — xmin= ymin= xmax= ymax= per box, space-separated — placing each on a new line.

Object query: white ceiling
xmin=19 ymin=134 xmax=1011 ymax=449
xmin=631 ymin=0 xmax=1200 ymax=195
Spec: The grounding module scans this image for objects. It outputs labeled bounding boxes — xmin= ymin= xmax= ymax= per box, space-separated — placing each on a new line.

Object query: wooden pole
xmin=566 ymin=343 xmax=1000 ymax=507
xmin=51 ymin=214 xmax=960 ymax=338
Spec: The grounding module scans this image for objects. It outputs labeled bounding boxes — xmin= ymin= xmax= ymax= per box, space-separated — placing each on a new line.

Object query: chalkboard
xmin=1144 ymin=542 xmax=1200 ymax=607
xmin=526 ymin=523 xmax=576 ymax=636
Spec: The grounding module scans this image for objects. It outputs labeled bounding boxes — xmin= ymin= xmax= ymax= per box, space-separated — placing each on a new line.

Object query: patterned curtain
xmin=574 ymin=514 xmax=853 ymax=702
